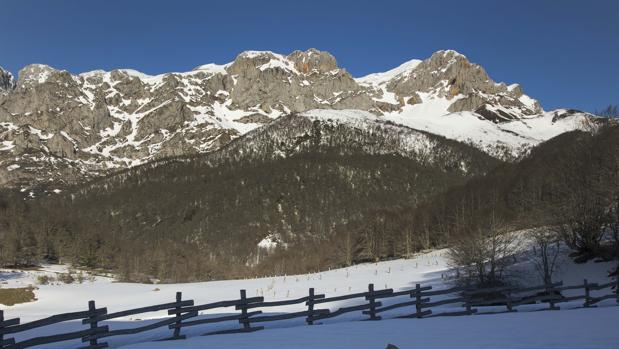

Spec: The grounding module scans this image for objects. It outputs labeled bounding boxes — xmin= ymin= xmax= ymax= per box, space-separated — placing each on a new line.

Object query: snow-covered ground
xmin=1 ymin=245 xmax=617 ymax=348
xmin=122 ymin=306 xmax=619 ymax=349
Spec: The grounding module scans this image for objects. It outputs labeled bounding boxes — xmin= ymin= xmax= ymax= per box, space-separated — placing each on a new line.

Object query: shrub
xmin=36 ymin=275 xmax=53 ymax=285
xmin=57 ymin=273 xmax=75 ymax=284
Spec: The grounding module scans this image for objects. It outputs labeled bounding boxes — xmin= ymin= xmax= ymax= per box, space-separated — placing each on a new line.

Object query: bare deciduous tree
xmin=333 ymin=228 xmax=364 ymax=266
xmin=531 ymin=229 xmax=562 ymax=285
xmin=448 ymin=214 xmax=518 ymax=288
xmin=555 ymin=188 xmax=611 ymax=261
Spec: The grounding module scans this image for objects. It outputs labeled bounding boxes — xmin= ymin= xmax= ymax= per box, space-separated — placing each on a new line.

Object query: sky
xmin=0 ymin=0 xmax=617 ymax=112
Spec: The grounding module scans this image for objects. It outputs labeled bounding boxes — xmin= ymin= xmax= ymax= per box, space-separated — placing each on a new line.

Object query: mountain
xmin=2 ymin=111 xmax=500 ymax=280
xmin=0 ymin=49 xmax=600 ymax=192
xmin=4 ymin=115 xmax=616 ymax=281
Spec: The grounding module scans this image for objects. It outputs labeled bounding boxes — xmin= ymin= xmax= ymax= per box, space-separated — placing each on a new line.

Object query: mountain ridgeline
xmin=0 ymin=49 xmax=615 ymax=282
xmin=0 ymin=49 xmax=595 ymax=192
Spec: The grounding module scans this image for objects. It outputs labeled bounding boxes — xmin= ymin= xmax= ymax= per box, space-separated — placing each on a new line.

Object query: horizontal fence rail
xmin=1 ymin=276 xmax=617 ymax=349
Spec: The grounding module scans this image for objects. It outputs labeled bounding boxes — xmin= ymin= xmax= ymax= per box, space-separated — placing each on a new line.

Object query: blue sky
xmin=0 ymin=0 xmax=617 ymax=112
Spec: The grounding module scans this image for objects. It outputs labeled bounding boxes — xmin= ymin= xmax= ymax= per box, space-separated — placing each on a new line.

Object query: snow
xmin=28 ymin=126 xmax=54 ymax=140
xmin=518 ymin=93 xmax=539 ymax=111
xmin=123 ymin=307 xmax=619 ymax=349
xmin=257 ymin=234 xmax=282 ymax=251
xmin=117 ymin=69 xmax=166 ymax=86
xmin=303 ymin=103 xmax=594 ymax=159
xmin=6 ymin=164 xmax=20 ymax=171
xmin=187 ymin=101 xmax=276 ymax=136
xmin=439 ymin=49 xmax=466 ymax=58
xmin=303 ymin=109 xmax=381 ymax=125
xmin=1 ymin=234 xmax=617 ymax=349
xmin=235 ymin=50 xmax=302 ymax=74
xmin=0 ymin=140 xmax=15 ymax=151
xmin=0 ymin=122 xmax=18 ymax=131
xmin=356 ymin=59 xmax=422 ymax=86
xmin=192 ymin=63 xmax=228 ymax=75
xmin=258 ymin=58 xmax=297 ymax=73
xmin=355 ymin=58 xmax=423 ymax=105
xmin=499 ymin=110 xmax=593 ymax=141
xmin=20 ymin=64 xmax=56 ymax=85
xmin=239 ymin=50 xmax=279 ymax=59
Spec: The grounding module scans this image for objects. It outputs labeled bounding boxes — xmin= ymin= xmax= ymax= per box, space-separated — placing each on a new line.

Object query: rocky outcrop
xmin=0 ymin=67 xmax=14 ymax=92
xmin=0 ymin=49 xmax=552 ymax=191
xmin=383 ymin=50 xmax=542 ymax=120
xmin=226 ymin=50 xmax=372 ymax=113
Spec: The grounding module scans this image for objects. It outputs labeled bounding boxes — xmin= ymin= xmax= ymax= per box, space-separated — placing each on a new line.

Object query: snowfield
xmin=1 ymin=246 xmax=618 ymax=348
xmin=303 ymin=106 xmax=596 ymax=160
xmin=121 ymin=306 xmax=619 ymax=349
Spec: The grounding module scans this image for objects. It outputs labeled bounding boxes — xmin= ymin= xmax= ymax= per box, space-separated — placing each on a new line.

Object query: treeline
xmin=359 ymin=125 xmax=619 ymax=264
xmin=595 ymin=104 xmax=619 ymax=118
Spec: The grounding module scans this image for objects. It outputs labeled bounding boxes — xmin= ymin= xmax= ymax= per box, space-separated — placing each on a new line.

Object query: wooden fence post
xmin=506 ymin=289 xmax=514 ymax=312
xmin=465 ymin=292 xmax=473 ymax=315
xmin=306 ymin=288 xmax=315 ymax=325
xmin=239 ymin=290 xmax=250 ymax=329
xmin=86 ymin=300 xmax=108 ymax=348
xmin=1 ymin=309 xmax=4 ymax=347
xmin=584 ymin=279 xmax=592 ymax=307
xmin=546 ymin=281 xmax=559 ymax=310
xmin=367 ymin=284 xmax=380 ymax=320
xmin=0 ymin=310 xmax=17 ymax=348
xmin=414 ymin=284 xmax=423 ymax=318
xmin=170 ymin=292 xmax=185 ymax=340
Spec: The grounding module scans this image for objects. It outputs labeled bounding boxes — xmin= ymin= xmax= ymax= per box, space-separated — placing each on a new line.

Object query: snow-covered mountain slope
xmin=0 ymin=49 xmax=606 ymax=190
xmin=356 ymin=58 xmax=422 ymax=87
xmin=205 ymin=110 xmax=499 ymax=173
xmin=310 ymin=107 xmax=598 ymax=160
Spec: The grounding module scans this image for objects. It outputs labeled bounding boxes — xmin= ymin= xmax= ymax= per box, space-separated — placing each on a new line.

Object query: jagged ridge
xmin=0 ymin=49 xmax=599 ymax=191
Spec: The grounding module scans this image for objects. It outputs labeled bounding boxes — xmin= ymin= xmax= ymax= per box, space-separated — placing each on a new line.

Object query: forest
xmin=0 ymin=116 xmax=617 ymax=283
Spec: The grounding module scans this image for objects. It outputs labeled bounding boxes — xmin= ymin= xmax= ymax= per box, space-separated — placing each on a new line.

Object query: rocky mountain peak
xmin=16 ymin=64 xmax=63 ymax=88
xmin=287 ymin=48 xmax=339 ymax=74
xmin=227 ymin=51 xmax=296 ymax=74
xmin=375 ymin=49 xmax=543 ymax=121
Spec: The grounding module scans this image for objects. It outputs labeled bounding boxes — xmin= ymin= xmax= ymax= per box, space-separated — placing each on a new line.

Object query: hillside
xmin=3 ymin=115 xmax=617 ymax=284
xmin=0 ymin=111 xmax=500 ymax=281
xmin=371 ymin=123 xmax=619 ymax=256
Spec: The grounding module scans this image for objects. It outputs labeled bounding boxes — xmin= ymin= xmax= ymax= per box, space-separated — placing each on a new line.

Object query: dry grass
xmin=0 ymin=286 xmax=37 ymax=306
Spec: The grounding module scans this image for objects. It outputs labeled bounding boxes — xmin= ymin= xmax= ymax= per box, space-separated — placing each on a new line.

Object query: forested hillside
xmin=369 ymin=124 xmax=619 ymax=262
xmin=1 ymin=113 xmax=617 ymax=283
xmin=0 ymin=114 xmax=500 ymax=282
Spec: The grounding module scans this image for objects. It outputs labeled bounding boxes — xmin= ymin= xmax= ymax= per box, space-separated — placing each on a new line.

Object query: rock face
xmin=0 ymin=48 xmax=584 ymax=191
xmin=374 ymin=50 xmax=542 ymax=120
xmin=0 ymin=67 xmax=14 ymax=92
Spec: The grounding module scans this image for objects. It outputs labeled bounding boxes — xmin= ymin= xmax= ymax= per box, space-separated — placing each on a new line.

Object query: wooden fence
xmin=1 ymin=277 xmax=617 ymax=349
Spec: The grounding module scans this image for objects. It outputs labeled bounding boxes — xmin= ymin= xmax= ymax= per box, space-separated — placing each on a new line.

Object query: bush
xmin=36 ymin=275 xmax=53 ymax=285
xmin=57 ymin=273 xmax=75 ymax=284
